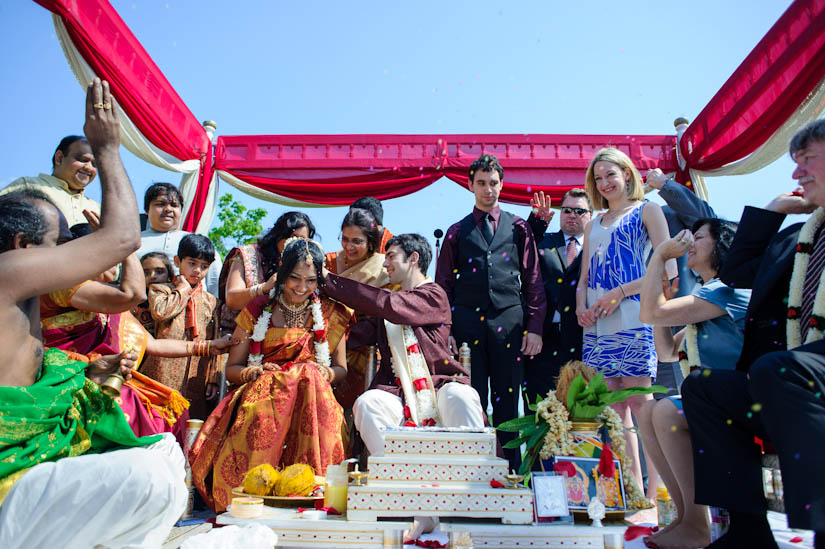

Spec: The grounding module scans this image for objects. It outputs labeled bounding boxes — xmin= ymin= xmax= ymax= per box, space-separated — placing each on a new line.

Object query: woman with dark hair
xmin=190 ymin=238 xmax=353 ymax=512
xmin=324 ymin=208 xmax=394 ymax=410
xmin=219 ymin=211 xmax=315 ymax=331
xmin=637 ymin=218 xmax=751 ymax=549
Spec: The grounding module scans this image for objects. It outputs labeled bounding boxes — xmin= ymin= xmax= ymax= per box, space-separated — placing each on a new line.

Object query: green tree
xmin=208 ymin=193 xmax=268 ymax=257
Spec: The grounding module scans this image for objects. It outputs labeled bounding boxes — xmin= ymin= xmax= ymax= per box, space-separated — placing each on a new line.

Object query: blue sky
xmin=0 ymin=1 xmax=799 ymax=274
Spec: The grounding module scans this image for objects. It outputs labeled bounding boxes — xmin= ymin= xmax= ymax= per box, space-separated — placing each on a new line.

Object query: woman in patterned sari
xmin=190 ymin=238 xmax=353 ymax=512
xmin=218 ymin=211 xmax=315 ymax=334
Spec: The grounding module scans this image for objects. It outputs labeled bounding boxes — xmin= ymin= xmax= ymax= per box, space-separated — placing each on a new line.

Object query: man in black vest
xmin=436 ymin=154 xmax=546 ymax=468
xmin=681 ymin=120 xmax=825 ymax=548
xmin=524 ymin=188 xmax=592 ymax=405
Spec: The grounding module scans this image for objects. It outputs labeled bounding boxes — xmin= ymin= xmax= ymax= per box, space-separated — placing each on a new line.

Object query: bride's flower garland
xmin=677 ymin=324 xmax=700 ymax=378
xmin=534 ymin=390 xmax=651 ymax=510
xmin=247 ymin=292 xmax=330 ymax=370
xmin=400 ymin=325 xmax=439 ymax=426
xmin=787 ymin=207 xmax=825 ymax=349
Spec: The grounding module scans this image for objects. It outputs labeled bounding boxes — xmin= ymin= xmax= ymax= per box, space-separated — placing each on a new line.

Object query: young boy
xmin=141 ymin=234 xmax=224 ymax=419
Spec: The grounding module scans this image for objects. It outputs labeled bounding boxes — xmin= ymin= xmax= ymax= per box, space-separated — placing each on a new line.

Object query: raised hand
xmin=530 ymin=191 xmax=554 ymax=223
xmin=83 ymin=78 xmax=120 ymax=152
xmin=645 ymin=168 xmax=668 ymax=190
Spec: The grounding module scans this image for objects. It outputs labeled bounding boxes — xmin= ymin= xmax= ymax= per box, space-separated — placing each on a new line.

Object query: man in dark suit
xmin=681 ymin=120 xmax=825 ymax=548
xmin=524 ymin=188 xmax=592 ymax=404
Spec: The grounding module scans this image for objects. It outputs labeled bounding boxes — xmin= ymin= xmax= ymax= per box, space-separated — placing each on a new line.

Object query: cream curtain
xmin=53 ymin=15 xmax=218 ymax=235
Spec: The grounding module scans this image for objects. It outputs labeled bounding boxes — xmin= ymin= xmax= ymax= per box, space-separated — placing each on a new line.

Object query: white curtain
xmin=682 ymin=76 xmax=825 ymax=201
xmin=216 ymin=169 xmax=331 ymax=208
xmin=53 ymin=15 xmax=218 ymax=235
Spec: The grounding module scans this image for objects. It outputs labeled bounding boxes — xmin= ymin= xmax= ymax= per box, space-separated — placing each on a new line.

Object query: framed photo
xmin=531 ymin=472 xmax=570 ymax=521
xmin=545 ymin=456 xmax=626 ymax=511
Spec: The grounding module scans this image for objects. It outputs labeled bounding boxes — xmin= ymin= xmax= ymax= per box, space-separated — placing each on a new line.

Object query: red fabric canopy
xmin=35 ymin=0 xmax=215 ymax=232
xmin=35 ymin=0 xmax=825 ymax=230
xmin=217 ymin=133 xmax=677 ymax=206
xmin=679 ymin=0 xmax=825 ymax=175
xmin=35 ymin=0 xmax=209 ymax=161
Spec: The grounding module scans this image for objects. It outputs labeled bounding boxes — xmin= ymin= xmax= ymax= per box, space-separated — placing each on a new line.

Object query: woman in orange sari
xmin=190 ymin=238 xmax=353 ymax=512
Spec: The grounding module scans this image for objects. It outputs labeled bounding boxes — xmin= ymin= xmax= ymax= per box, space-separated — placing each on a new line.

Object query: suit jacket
xmin=719 ymin=206 xmax=802 ymax=371
xmin=527 ymin=214 xmax=583 ymax=357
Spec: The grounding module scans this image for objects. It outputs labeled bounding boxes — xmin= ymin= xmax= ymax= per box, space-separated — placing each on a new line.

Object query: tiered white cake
xmin=347 ymin=427 xmax=534 ymax=524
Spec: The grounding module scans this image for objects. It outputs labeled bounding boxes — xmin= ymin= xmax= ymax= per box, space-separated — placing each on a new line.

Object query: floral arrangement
xmin=498 ymin=366 xmax=664 ymax=509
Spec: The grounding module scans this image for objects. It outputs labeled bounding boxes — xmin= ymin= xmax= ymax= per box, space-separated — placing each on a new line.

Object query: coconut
xmin=242 ymin=463 xmax=280 ymax=496
xmin=274 ymin=463 xmax=316 ymax=497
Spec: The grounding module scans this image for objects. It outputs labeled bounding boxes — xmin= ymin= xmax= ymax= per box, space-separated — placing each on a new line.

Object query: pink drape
xmin=217 ymin=133 xmax=677 ymax=205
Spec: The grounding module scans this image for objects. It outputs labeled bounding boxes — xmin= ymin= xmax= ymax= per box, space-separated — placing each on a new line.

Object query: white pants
xmin=0 ymin=433 xmax=187 ymax=549
xmin=353 ymin=382 xmax=485 ymax=456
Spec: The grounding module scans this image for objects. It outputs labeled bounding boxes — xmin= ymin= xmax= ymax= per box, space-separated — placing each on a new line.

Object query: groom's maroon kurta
xmin=323 ymin=273 xmax=468 ymax=396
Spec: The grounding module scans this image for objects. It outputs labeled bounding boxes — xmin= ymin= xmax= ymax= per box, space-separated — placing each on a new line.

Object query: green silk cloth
xmin=0 ymin=348 xmax=160 ymax=504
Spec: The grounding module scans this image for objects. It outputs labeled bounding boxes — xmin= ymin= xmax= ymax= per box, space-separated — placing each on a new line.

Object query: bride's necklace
xmin=277 ymin=294 xmax=311 ymax=328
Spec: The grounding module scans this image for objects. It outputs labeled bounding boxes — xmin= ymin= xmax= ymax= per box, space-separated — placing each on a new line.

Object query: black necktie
xmin=481 ymin=213 xmax=494 ymax=244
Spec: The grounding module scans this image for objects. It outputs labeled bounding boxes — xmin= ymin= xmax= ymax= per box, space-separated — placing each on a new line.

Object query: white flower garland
xmin=787 ymin=207 xmax=825 ymax=349
xmin=311 ymin=296 xmax=331 ymax=367
xmin=247 ymin=307 xmax=272 ymax=368
xmin=678 ymin=323 xmax=699 ymax=379
xmin=246 ymin=292 xmax=330 ymax=369
xmin=536 ymin=391 xmax=574 ymax=458
xmin=401 ymin=325 xmax=439 ymax=424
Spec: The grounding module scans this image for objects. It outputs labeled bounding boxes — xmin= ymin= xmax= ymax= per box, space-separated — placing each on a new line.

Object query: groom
xmin=324 ymin=233 xmax=484 ymax=449
xmin=324 ymin=233 xmax=485 ymax=543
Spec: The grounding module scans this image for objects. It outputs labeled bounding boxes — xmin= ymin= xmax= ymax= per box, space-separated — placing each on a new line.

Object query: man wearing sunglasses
xmin=524 ymin=188 xmax=592 ymax=404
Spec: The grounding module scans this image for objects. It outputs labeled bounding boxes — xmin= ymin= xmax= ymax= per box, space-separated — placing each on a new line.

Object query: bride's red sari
xmin=189 ymin=295 xmax=353 ymax=512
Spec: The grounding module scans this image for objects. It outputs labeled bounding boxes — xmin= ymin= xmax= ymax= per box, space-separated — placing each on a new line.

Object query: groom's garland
xmin=787 ymin=207 xmax=825 ymax=349
xmin=399 ymin=325 xmax=439 ymax=427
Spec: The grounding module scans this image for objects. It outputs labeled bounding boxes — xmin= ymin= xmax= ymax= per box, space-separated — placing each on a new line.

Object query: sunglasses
xmin=560 ymin=207 xmax=592 ymax=216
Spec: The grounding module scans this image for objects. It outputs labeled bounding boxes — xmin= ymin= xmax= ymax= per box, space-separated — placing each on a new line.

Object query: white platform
xmin=217 ymin=506 xmax=627 ymax=548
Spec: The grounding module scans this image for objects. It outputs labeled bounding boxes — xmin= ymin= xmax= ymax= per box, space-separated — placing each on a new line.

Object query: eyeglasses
xmin=340 ymin=235 xmax=367 ymax=247
xmin=560 ymin=207 xmax=592 ymax=216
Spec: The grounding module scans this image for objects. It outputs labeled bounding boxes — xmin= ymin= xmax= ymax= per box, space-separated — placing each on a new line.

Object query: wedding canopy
xmin=35 ymin=0 xmax=825 ymax=234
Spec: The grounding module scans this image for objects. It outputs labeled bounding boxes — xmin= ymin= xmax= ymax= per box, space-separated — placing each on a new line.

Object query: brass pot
xmin=569 ymin=419 xmax=602 ymax=433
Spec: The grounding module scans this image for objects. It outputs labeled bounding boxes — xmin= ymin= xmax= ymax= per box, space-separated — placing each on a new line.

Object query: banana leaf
xmin=497 ymin=414 xmax=539 ymax=432
xmin=518 ymin=422 xmax=550 ymax=476
xmin=566 ymin=375 xmax=586 ymax=411
xmin=600 ymin=385 xmax=668 ymax=406
xmin=503 ymin=422 xmax=540 ymax=448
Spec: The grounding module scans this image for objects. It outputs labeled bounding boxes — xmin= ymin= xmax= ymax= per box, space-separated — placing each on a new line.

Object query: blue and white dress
xmin=583 ymin=202 xmax=656 ymax=377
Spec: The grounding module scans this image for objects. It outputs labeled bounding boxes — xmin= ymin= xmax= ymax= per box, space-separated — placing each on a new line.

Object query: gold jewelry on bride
xmin=277 ymin=294 xmax=311 ymax=327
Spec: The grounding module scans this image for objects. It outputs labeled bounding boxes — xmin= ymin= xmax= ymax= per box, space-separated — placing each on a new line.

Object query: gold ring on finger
xmin=93 ymin=103 xmax=104 ymax=109
xmin=103 ymin=102 xmax=112 ymax=110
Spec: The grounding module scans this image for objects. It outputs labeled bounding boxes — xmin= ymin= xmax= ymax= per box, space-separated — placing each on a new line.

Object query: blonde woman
xmin=576 ymin=148 xmax=675 ymax=504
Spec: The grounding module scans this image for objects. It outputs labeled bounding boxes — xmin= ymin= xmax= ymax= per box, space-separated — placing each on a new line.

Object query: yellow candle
xmin=324 ymin=482 xmax=348 ymax=514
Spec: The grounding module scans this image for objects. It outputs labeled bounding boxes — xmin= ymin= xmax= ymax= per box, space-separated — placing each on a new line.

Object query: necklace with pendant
xmin=277 ymin=294 xmax=310 ymax=328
